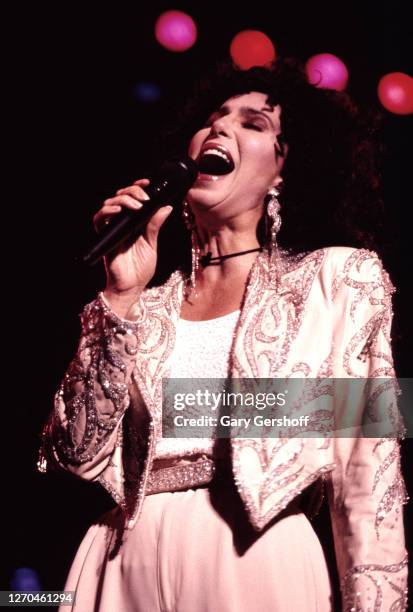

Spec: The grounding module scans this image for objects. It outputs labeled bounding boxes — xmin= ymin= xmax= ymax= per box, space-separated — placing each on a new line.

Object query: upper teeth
xmin=202 ymin=148 xmax=231 ymax=163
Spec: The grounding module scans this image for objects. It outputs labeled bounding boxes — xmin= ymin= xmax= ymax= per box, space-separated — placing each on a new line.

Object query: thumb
xmin=144 ymin=205 xmax=173 ymax=249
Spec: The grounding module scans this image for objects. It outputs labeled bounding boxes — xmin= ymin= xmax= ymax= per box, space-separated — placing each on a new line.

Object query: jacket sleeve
xmin=327 ymin=248 xmax=408 ymax=611
xmin=38 ymin=292 xmax=145 ymax=482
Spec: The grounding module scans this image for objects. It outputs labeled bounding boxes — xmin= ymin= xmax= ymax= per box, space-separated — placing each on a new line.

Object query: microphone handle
xmin=82 ymin=180 xmax=170 ymax=267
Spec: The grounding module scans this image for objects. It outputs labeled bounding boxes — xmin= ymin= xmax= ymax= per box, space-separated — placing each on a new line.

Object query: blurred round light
xmin=230 ymin=30 xmax=276 ymax=70
xmin=133 ymin=82 xmax=161 ymax=103
xmin=377 ymin=72 xmax=413 ymax=115
xmin=10 ymin=568 xmax=41 ymax=591
xmin=306 ymin=53 xmax=349 ymax=91
xmin=155 ymin=10 xmax=197 ymax=52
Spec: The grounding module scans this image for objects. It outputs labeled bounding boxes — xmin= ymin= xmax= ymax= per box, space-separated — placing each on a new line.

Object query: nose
xmin=209 ymin=114 xmax=231 ymax=137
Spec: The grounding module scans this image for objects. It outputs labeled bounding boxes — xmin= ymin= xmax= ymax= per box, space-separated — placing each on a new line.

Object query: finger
xmin=95 ymin=204 xmax=122 ymax=221
xmin=93 ymin=204 xmax=122 ymax=232
xmin=115 ymin=185 xmax=150 ymax=200
xmin=133 ymin=179 xmax=150 ymax=187
xmin=144 ymin=206 xmax=173 ymax=250
xmin=103 ymin=194 xmax=145 ymax=209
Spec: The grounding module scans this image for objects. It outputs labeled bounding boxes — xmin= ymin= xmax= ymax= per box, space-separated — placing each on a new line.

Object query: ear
xmin=271 ymin=178 xmax=284 ymax=192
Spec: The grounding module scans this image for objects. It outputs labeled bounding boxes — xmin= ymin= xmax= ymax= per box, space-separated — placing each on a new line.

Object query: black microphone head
xmin=177 ymin=155 xmax=199 ymax=183
xmin=146 ymin=155 xmax=198 ymax=205
xmin=156 ymin=155 xmax=198 ymax=191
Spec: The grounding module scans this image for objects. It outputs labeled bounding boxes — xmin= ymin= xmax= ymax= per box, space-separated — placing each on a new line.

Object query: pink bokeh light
xmin=306 ymin=53 xmax=349 ymax=91
xmin=155 ymin=10 xmax=197 ymax=52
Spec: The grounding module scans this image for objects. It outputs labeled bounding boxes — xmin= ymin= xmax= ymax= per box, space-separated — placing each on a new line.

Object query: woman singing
xmin=39 ymin=58 xmax=408 ymax=611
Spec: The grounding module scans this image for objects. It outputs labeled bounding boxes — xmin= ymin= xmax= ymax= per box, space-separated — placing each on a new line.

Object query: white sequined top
xmin=154 ymin=310 xmax=240 ymax=459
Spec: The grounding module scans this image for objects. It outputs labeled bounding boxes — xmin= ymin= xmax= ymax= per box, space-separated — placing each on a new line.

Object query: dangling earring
xmin=266 ymin=187 xmax=282 ymax=287
xmin=182 ymin=200 xmax=200 ymax=300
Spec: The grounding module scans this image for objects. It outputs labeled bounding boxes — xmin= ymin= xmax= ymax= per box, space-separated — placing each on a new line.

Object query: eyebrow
xmin=210 ymin=105 xmax=278 ymax=132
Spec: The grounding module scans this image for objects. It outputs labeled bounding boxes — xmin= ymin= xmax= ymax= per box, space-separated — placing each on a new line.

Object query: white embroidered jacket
xmin=40 ymin=246 xmax=408 ymax=611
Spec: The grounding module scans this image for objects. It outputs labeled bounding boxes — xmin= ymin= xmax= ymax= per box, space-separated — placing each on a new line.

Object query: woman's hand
xmin=94 ymin=178 xmax=172 ymax=317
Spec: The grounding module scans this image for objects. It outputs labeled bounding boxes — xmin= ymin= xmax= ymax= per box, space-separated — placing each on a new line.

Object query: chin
xmin=189 ymin=175 xmax=235 ymax=204
xmin=187 ymin=194 xmax=222 ymax=213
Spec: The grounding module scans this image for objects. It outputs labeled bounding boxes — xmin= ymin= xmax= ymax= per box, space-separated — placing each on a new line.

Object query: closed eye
xmin=201 ymin=119 xmax=265 ymax=131
xmin=243 ymin=122 xmax=264 ymax=131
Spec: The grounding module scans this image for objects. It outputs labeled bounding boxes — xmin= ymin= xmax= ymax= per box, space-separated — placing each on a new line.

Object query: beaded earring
xmin=182 ymin=200 xmax=200 ymax=300
xmin=266 ymin=187 xmax=282 ymax=287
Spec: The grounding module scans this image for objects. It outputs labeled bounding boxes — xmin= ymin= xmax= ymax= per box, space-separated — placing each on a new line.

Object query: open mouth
xmin=198 ymin=147 xmax=235 ymax=177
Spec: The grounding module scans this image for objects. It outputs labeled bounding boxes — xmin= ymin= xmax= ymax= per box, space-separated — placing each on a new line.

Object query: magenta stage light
xmin=155 ymin=10 xmax=197 ymax=52
xmin=378 ymin=72 xmax=413 ymax=115
xmin=230 ymin=30 xmax=276 ymax=70
xmin=306 ymin=53 xmax=349 ymax=91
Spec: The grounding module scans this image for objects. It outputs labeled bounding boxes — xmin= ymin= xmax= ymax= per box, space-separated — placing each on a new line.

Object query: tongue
xmin=198 ymin=154 xmax=234 ymax=176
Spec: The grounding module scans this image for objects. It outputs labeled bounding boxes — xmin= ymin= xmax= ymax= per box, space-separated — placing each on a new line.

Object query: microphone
xmin=82 ymin=156 xmax=198 ymax=266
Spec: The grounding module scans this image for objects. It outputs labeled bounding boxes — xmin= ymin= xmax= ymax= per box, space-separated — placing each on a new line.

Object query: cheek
xmin=242 ymin=140 xmax=279 ymax=177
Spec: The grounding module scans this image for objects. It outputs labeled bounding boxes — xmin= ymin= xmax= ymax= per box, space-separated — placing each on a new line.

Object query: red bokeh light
xmin=377 ymin=72 xmax=413 ymax=115
xmin=230 ymin=31 xmax=276 ymax=70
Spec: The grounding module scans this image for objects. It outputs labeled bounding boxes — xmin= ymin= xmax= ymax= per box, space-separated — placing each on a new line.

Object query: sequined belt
xmin=146 ymin=456 xmax=218 ymax=495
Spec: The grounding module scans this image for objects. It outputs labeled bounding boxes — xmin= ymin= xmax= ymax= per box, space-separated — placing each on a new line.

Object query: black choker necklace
xmin=200 ymin=247 xmax=263 ymax=268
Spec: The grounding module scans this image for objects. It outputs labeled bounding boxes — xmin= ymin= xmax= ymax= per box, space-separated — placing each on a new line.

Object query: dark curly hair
xmin=154 ymin=57 xmax=387 ymax=281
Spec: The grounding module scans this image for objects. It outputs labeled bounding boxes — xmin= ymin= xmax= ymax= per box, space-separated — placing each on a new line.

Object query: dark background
xmin=7 ymin=0 xmax=412 ymax=605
